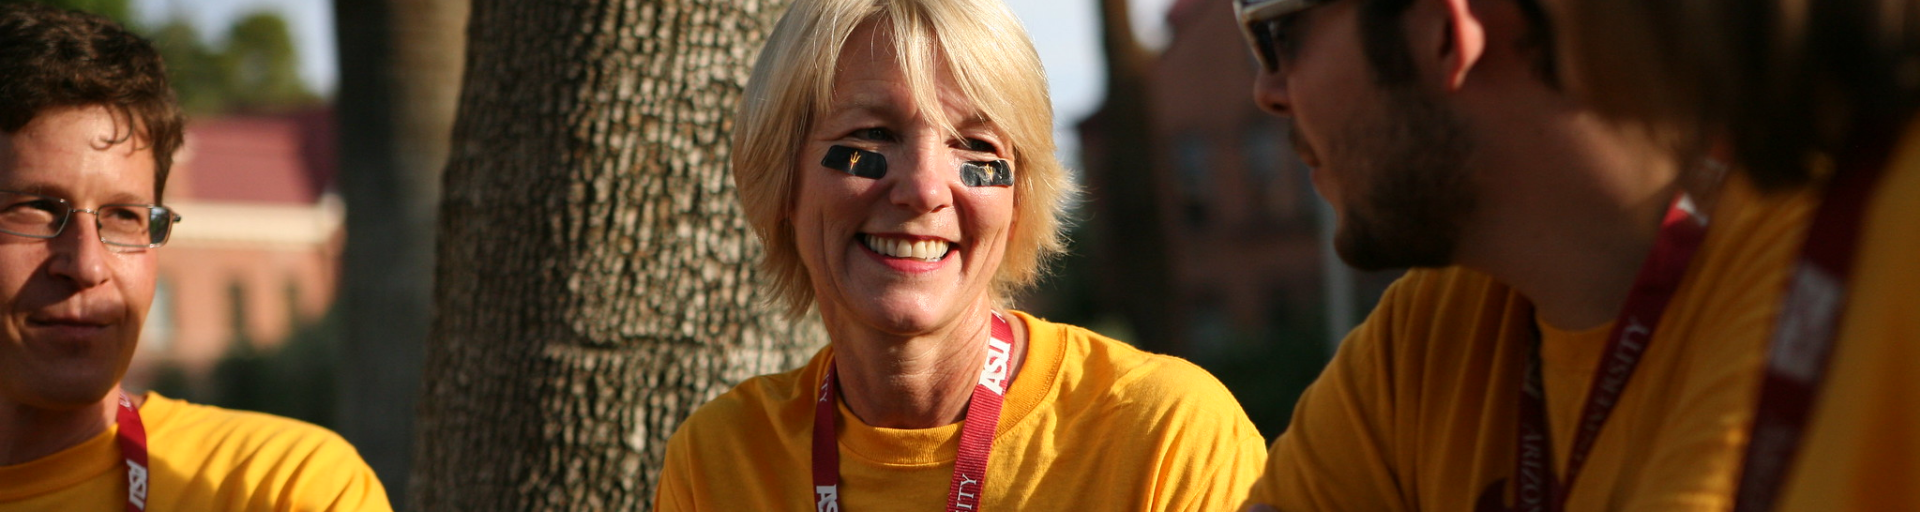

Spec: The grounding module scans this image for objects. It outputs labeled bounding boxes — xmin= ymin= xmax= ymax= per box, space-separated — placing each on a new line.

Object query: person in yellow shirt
xmin=1531 ymin=0 xmax=1920 ymax=510
xmin=1230 ymin=0 xmax=1818 ymax=509
xmin=0 ymin=4 xmax=390 ymax=511
xmin=0 ymin=393 xmax=390 ymax=510
xmin=654 ymin=0 xmax=1268 ymax=509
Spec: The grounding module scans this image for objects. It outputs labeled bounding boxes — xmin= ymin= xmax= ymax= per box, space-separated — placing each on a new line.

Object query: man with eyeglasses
xmin=0 ymin=4 xmax=390 ymax=511
xmin=1233 ymin=0 xmax=1815 ymax=510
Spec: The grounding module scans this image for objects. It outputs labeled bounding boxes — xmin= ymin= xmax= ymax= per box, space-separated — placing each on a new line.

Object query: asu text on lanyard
xmin=811 ymin=313 xmax=1018 ymax=512
xmin=116 ymin=393 xmax=151 ymax=511
xmin=1513 ymin=193 xmax=1708 ymax=512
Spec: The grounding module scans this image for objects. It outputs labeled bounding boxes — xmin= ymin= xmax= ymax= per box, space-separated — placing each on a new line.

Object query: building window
xmin=143 ymin=278 xmax=176 ymax=353
xmin=1243 ymin=120 xmax=1311 ymax=223
xmin=1175 ymin=133 xmax=1213 ymax=226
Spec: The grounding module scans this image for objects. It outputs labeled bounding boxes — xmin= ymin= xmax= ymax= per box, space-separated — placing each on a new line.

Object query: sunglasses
xmin=1237 ymin=0 xmax=1339 ymax=73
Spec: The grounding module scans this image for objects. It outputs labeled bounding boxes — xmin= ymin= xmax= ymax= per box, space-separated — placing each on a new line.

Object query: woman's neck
xmin=827 ymin=304 xmax=1026 ymax=429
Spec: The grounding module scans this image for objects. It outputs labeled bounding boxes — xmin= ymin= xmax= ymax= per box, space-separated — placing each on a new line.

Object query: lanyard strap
xmin=1733 ymin=144 xmax=1893 ymax=512
xmin=115 ymin=392 xmax=149 ymax=511
xmin=812 ymin=313 xmax=1018 ymax=512
xmin=1514 ymin=193 xmax=1710 ymax=512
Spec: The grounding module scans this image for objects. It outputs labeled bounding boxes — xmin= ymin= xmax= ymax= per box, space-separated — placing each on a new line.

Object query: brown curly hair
xmin=0 ymin=1 xmax=183 ymax=198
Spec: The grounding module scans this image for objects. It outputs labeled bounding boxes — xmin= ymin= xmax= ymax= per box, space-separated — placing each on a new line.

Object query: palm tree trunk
xmin=332 ymin=0 xmax=468 ymax=503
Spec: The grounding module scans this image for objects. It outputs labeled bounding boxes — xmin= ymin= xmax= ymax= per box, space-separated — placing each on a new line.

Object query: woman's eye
xmin=853 ymin=128 xmax=894 ymax=142
xmin=963 ymin=138 xmax=998 ymax=153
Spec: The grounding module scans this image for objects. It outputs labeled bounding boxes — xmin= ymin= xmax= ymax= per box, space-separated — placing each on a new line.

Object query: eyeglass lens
xmin=0 ymin=190 xmax=176 ymax=247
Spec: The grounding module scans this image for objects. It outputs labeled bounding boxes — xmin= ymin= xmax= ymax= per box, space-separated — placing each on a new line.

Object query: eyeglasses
xmin=0 ymin=190 xmax=182 ymax=250
xmin=1238 ymin=0 xmax=1339 ymax=74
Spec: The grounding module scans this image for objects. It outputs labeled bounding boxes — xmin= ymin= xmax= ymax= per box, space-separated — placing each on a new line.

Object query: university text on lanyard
xmin=812 ymin=313 xmax=1018 ymax=512
xmin=1732 ymin=141 xmax=1894 ymax=512
xmin=116 ymin=392 xmax=151 ymax=511
xmin=1513 ymin=193 xmax=1709 ymax=512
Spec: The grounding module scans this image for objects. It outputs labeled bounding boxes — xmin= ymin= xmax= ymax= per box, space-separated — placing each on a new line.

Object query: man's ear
xmin=1436 ymin=0 xmax=1486 ymax=90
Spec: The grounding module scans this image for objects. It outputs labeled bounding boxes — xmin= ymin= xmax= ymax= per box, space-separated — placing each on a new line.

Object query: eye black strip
xmin=822 ymin=145 xmax=888 ymax=179
xmin=960 ymin=160 xmax=1013 ymax=187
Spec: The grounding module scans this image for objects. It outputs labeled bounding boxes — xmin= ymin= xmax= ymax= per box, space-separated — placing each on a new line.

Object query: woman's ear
xmin=1437 ymin=0 xmax=1486 ymax=90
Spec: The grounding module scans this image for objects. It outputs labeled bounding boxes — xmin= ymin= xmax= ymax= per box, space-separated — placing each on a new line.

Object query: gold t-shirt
xmin=1246 ymin=174 xmax=1819 ymax=511
xmin=655 ymin=311 xmax=1268 ymax=511
xmin=0 ymin=392 xmax=391 ymax=511
xmin=1776 ymin=119 xmax=1920 ymax=511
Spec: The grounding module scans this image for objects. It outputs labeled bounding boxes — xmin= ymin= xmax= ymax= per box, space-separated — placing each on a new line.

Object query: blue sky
xmin=131 ymin=0 xmax=1183 ymax=164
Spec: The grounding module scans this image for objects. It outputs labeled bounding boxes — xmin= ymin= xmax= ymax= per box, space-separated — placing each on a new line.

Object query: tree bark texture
xmin=334 ymin=0 xmax=468 ymax=502
xmin=413 ymin=0 xmax=822 ymax=510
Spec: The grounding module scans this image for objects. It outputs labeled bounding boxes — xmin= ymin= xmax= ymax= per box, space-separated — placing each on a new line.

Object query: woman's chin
xmin=831 ymin=299 xmax=967 ymax=338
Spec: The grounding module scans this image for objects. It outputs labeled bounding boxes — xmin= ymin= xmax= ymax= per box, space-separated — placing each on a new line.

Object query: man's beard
xmin=1319 ymin=85 xmax=1476 ymax=271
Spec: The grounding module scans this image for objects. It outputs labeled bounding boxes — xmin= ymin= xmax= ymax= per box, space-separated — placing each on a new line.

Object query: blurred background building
xmin=1034 ymin=0 xmax=1403 ymax=431
xmin=128 ymin=111 xmax=344 ymax=401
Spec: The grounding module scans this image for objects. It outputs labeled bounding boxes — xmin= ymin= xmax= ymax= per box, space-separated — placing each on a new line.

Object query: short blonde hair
xmin=732 ymin=0 xmax=1077 ymax=317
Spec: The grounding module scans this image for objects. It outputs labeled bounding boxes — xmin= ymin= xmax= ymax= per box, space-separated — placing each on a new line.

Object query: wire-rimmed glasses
xmin=0 ymin=189 xmax=182 ymax=250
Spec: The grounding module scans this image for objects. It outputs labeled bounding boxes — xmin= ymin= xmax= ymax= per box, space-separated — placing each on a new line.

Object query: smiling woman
xmin=652 ymin=0 xmax=1268 ymax=510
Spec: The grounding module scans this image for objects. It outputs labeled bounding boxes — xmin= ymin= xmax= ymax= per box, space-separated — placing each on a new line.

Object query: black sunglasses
xmin=1237 ymin=0 xmax=1339 ymax=73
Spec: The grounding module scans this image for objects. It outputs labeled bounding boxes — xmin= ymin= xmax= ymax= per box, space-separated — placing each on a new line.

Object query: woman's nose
xmin=886 ymin=141 xmax=956 ymax=213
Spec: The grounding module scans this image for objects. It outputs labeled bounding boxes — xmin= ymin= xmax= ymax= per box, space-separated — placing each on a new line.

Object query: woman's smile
xmin=857 ymin=233 xmax=956 ymax=272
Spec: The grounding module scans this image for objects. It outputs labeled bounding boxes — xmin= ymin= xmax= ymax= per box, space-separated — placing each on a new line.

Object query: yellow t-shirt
xmin=1246 ymin=174 xmax=1819 ymax=511
xmin=1776 ymin=120 xmax=1920 ymax=511
xmin=654 ymin=310 xmax=1268 ymax=511
xmin=0 ymin=392 xmax=391 ymax=511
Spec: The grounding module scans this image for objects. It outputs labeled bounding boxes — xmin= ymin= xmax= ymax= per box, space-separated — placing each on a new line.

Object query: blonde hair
xmin=732 ymin=0 xmax=1077 ymax=317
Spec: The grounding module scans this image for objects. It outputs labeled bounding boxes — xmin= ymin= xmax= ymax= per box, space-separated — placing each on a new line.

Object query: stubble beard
xmin=1328 ymin=85 xmax=1476 ymax=271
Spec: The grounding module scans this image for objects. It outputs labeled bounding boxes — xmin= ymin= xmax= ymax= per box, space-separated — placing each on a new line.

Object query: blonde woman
xmin=652 ymin=0 xmax=1267 ymax=510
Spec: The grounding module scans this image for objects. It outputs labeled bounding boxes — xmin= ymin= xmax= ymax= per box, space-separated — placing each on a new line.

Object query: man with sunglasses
xmin=0 ymin=4 xmax=390 ymax=510
xmin=1234 ymin=0 xmax=1814 ymax=510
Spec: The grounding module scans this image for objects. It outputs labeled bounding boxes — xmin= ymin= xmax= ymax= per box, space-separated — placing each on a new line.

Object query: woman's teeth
xmin=861 ymin=234 xmax=949 ymax=262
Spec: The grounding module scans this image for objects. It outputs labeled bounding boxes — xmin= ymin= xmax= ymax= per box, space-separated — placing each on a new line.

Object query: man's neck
xmin=1459 ymin=112 xmax=1688 ymax=331
xmin=0 ymin=386 xmax=123 ymax=466
xmin=825 ymin=302 xmax=1026 ymax=430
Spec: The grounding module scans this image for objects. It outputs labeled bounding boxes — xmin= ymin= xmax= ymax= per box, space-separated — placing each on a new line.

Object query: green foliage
xmin=218 ymin=12 xmax=316 ymax=112
xmin=11 ymin=0 xmax=322 ymax=116
xmin=1193 ymin=306 xmax=1333 ymax=441
xmin=3 ymin=0 xmax=131 ymax=27
xmin=150 ymin=20 xmax=233 ymax=115
xmin=204 ymin=284 xmax=342 ymax=429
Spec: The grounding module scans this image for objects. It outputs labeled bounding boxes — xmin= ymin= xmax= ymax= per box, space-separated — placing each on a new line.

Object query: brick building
xmin=125 ymin=111 xmax=344 ymax=389
xmin=1074 ymin=0 xmax=1397 ymax=358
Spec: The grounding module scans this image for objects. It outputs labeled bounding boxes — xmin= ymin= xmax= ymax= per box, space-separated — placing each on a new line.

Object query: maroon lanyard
xmin=1732 ymin=143 xmax=1893 ymax=512
xmin=812 ymin=313 xmax=1017 ymax=512
xmin=1513 ymin=193 xmax=1710 ymax=512
xmin=115 ymin=392 xmax=150 ymax=511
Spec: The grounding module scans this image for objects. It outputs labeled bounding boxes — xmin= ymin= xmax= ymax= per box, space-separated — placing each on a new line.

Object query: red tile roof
xmin=172 ymin=109 xmax=336 ymax=204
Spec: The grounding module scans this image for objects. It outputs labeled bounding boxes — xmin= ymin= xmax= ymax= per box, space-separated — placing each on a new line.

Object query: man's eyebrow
xmin=0 ymin=182 xmax=55 ymax=196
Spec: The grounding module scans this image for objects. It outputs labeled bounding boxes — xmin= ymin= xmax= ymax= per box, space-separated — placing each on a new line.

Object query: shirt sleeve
xmin=1141 ymin=360 xmax=1272 ymax=512
xmin=653 ymin=425 xmax=699 ymax=512
xmin=278 ymin=432 xmax=395 ymax=512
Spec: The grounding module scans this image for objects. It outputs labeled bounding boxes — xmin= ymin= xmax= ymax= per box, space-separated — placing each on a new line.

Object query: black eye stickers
xmin=960 ymin=159 xmax=1013 ymax=187
xmin=822 ymin=145 xmax=1014 ymax=187
xmin=823 ymin=145 xmax=888 ymax=179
